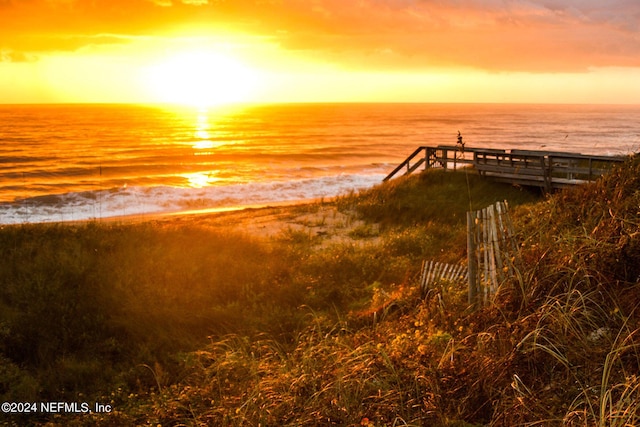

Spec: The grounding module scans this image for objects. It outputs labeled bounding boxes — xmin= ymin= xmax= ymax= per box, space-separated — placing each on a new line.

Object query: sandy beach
xmin=147 ymin=200 xmax=379 ymax=247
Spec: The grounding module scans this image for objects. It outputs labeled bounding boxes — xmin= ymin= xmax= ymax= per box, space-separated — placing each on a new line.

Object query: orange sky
xmin=1 ymin=0 xmax=640 ymax=104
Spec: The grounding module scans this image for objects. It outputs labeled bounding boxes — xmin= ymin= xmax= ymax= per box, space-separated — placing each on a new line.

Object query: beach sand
xmin=137 ymin=200 xmax=379 ymax=247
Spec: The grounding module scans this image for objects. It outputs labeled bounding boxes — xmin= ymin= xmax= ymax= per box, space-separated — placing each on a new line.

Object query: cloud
xmin=0 ymin=49 xmax=37 ymax=63
xmin=0 ymin=0 xmax=638 ymax=72
xmin=268 ymin=0 xmax=640 ymax=72
xmin=0 ymin=33 xmax=140 ymax=57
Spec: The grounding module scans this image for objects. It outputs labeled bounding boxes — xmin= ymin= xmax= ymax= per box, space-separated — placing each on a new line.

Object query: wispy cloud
xmin=0 ymin=49 xmax=37 ymax=63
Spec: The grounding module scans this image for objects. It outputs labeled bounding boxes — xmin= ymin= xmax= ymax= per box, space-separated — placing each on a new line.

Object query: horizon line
xmin=2 ymin=101 xmax=640 ymax=107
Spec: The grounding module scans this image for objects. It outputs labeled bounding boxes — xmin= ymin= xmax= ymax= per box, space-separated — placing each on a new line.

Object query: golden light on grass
xmin=5 ymin=161 xmax=640 ymax=424
xmin=146 ymin=49 xmax=262 ymax=107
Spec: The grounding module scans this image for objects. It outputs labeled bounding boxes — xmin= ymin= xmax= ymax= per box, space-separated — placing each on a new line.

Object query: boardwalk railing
xmin=474 ymin=150 xmax=626 ymax=191
xmin=384 ymin=145 xmax=626 ymax=190
xmin=383 ymin=145 xmax=475 ymax=181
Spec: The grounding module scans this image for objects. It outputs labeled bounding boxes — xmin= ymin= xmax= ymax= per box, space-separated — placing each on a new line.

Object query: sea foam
xmin=0 ymin=173 xmax=385 ymax=224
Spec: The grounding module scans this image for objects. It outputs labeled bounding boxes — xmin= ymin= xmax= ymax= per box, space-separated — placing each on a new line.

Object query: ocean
xmin=1 ymin=103 xmax=639 ymax=224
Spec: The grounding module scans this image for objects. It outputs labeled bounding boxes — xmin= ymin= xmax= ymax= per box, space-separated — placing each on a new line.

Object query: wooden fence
xmin=419 ymin=201 xmax=519 ymax=308
xmin=419 ymin=260 xmax=468 ymax=295
xmin=466 ymin=200 xmax=519 ymax=308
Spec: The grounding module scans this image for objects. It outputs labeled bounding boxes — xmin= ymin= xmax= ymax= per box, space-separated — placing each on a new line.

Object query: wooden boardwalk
xmin=384 ymin=145 xmax=626 ymax=191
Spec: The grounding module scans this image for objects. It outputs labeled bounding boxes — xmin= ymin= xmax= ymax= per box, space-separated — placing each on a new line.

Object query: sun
xmin=146 ymin=50 xmax=261 ymax=107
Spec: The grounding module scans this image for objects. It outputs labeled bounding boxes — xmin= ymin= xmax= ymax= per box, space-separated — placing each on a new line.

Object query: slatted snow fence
xmin=466 ymin=200 xmax=519 ymax=308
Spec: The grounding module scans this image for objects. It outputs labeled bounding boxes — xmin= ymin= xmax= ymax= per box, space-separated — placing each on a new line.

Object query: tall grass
xmin=0 ymin=222 xmax=301 ymax=401
xmin=338 ymin=169 xmax=540 ymax=229
xmin=498 ymin=155 xmax=640 ymax=425
xmin=5 ymin=159 xmax=640 ymax=426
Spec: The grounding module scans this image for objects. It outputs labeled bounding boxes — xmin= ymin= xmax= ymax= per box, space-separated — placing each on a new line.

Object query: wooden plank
xmin=428 ymin=261 xmax=436 ymax=288
xmin=512 ymin=149 xmax=582 ymax=157
xmin=549 ymin=178 xmax=589 ymax=186
xmin=456 ymin=265 xmax=463 ymax=283
xmin=443 ymin=263 xmax=453 ymax=282
xmin=476 ymin=162 xmax=547 ymax=172
xmin=475 ymin=164 xmax=548 ymax=177
xmin=481 ymin=207 xmax=489 ymax=304
xmin=495 ymin=201 xmax=511 ymax=278
xmin=482 ymin=173 xmax=547 ymax=182
xmin=431 ymin=262 xmax=441 ymax=287
xmin=512 ymin=149 xmax=625 ymax=162
xmin=422 ymin=259 xmax=469 ymax=295
xmin=486 ymin=205 xmax=498 ymax=295
xmin=439 ymin=145 xmax=506 ymax=154
xmin=550 ymin=165 xmax=617 ymax=177
xmin=424 ymin=260 xmax=434 ymax=290
xmin=501 ymin=201 xmax=518 ymax=256
xmin=407 ymin=158 xmax=426 ymax=174
xmin=383 ymin=146 xmax=427 ymax=181
xmin=467 ymin=211 xmax=478 ymax=306
xmin=490 ymin=204 xmax=504 ymax=284
xmin=475 ymin=210 xmax=483 ymax=303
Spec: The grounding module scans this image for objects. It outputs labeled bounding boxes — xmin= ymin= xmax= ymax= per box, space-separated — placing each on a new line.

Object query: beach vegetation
xmin=2 ymin=161 xmax=640 ymax=425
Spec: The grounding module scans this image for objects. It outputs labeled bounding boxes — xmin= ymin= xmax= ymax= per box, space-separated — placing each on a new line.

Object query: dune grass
xmin=2 ymin=162 xmax=640 ymax=426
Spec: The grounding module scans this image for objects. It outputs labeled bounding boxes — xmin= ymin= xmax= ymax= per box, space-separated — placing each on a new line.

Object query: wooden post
xmin=495 ymin=201 xmax=511 ymax=277
xmin=475 ymin=210 xmax=483 ymax=304
xmin=501 ymin=201 xmax=518 ymax=256
xmin=467 ymin=211 xmax=478 ymax=307
xmin=541 ymin=155 xmax=551 ymax=192
xmin=491 ymin=205 xmax=504 ymax=286
xmin=480 ymin=208 xmax=488 ymax=305
xmin=487 ymin=204 xmax=499 ymax=296
xmin=425 ymin=147 xmax=430 ymax=171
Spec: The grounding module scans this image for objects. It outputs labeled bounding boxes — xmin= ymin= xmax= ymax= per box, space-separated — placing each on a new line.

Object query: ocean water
xmin=1 ymin=103 xmax=639 ymax=224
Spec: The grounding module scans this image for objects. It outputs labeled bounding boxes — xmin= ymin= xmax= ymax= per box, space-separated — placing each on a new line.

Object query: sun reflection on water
xmin=184 ymin=109 xmax=231 ymax=186
xmin=193 ymin=140 xmax=215 ymax=150
xmin=192 ymin=108 xmax=226 ymax=151
xmin=184 ymin=171 xmax=218 ymax=188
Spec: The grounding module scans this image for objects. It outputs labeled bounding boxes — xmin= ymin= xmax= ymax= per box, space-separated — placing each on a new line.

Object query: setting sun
xmin=146 ymin=50 xmax=261 ymax=107
xmin=1 ymin=1 xmax=639 ymax=104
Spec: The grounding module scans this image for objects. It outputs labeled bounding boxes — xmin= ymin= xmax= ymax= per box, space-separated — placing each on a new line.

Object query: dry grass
xmin=4 ymin=160 xmax=640 ymax=426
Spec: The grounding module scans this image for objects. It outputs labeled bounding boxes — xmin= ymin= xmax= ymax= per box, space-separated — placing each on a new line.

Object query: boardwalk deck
xmin=384 ymin=145 xmax=626 ymax=190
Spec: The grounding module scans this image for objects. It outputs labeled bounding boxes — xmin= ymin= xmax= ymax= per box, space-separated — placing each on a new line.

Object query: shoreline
xmin=2 ymin=195 xmax=378 ymax=246
xmin=2 ymin=197 xmax=330 ymax=226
